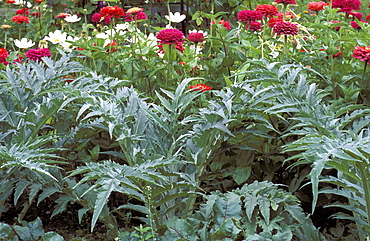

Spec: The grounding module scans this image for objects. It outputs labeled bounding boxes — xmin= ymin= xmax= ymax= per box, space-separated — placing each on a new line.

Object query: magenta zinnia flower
xmin=332 ymin=0 xmax=361 ymax=12
xmin=238 ymin=10 xmax=263 ymax=22
xmin=91 ymin=13 xmax=111 ymax=24
xmin=273 ymin=21 xmax=299 ymax=36
xmin=353 ymin=46 xmax=370 ymax=63
xmin=274 ymin=0 xmax=296 ymax=4
xmin=125 ymin=11 xmax=147 ymax=21
xmin=255 ymin=5 xmax=279 ymax=17
xmin=25 ymin=48 xmax=52 ymax=62
xmin=246 ymin=21 xmax=262 ymax=31
xmin=348 ymin=11 xmax=363 ymax=20
xmin=188 ymin=30 xmax=206 ymax=43
xmin=156 ymin=28 xmax=184 ymax=44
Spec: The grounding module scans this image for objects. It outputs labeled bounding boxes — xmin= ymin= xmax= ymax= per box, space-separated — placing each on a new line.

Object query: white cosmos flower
xmin=60 ymin=36 xmax=80 ymax=52
xmin=44 ymin=30 xmax=67 ymax=44
xmin=14 ymin=38 xmax=35 ymax=48
xmin=165 ymin=12 xmax=186 ymax=23
xmin=95 ymin=33 xmax=109 ymax=39
xmin=64 ymin=15 xmax=81 ymax=23
xmin=115 ymin=23 xmax=129 ymax=31
xmin=14 ymin=0 xmax=32 ymax=7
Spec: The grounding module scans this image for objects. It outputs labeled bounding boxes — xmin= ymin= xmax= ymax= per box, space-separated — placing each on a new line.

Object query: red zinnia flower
xmin=35 ymin=0 xmax=43 ymax=2
xmin=273 ymin=21 xmax=299 ymax=36
xmin=6 ymin=0 xmax=15 ymax=4
xmin=31 ymin=12 xmax=41 ymax=18
xmin=0 ymin=48 xmax=9 ymax=66
xmin=188 ymin=31 xmax=206 ymax=43
xmin=255 ymin=5 xmax=279 ymax=17
xmin=190 ymin=84 xmax=212 ymax=92
xmin=274 ymin=0 xmax=296 ymax=4
xmin=353 ymin=46 xmax=370 ymax=63
xmin=125 ymin=11 xmax=147 ymax=21
xmin=237 ymin=10 xmax=263 ymax=22
xmin=332 ymin=0 xmax=361 ymax=12
xmin=105 ymin=39 xmax=117 ymax=53
xmin=307 ymin=1 xmax=328 ymax=11
xmin=366 ymin=14 xmax=370 ymax=21
xmin=25 ymin=47 xmax=52 ymax=62
xmin=100 ymin=6 xmax=124 ymax=18
xmin=91 ymin=13 xmax=111 ymax=24
xmin=11 ymin=15 xmax=30 ymax=24
xmin=16 ymin=8 xmax=29 ymax=15
xmin=246 ymin=21 xmax=262 ymax=31
xmin=211 ymin=19 xmax=231 ymax=29
xmin=62 ymin=75 xmax=76 ymax=82
xmin=268 ymin=16 xmax=283 ymax=28
xmin=156 ymin=28 xmax=184 ymax=45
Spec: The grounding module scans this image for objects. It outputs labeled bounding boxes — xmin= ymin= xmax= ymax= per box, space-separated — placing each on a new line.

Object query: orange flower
xmin=190 ymin=84 xmax=212 ymax=92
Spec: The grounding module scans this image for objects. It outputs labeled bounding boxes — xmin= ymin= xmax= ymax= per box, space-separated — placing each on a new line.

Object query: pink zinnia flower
xmin=255 ymin=4 xmax=279 ymax=17
xmin=25 ymin=47 xmax=52 ymax=62
xmin=273 ymin=21 xmax=299 ymax=36
xmin=332 ymin=0 xmax=361 ymax=12
xmin=190 ymin=84 xmax=212 ymax=92
xmin=126 ymin=7 xmax=143 ymax=15
xmin=188 ymin=30 xmax=206 ymax=43
xmin=238 ymin=10 xmax=263 ymax=22
xmin=91 ymin=13 xmax=111 ymax=24
xmin=156 ymin=28 xmax=184 ymax=44
xmin=246 ymin=21 xmax=262 ymax=31
xmin=353 ymin=46 xmax=370 ymax=63
xmin=0 ymin=48 xmax=9 ymax=65
xmin=274 ymin=0 xmax=296 ymax=4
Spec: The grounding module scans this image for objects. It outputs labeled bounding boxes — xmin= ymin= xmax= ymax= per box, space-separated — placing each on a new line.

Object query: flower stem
xmin=361 ymin=60 xmax=368 ymax=87
xmin=283 ymin=34 xmax=288 ymax=56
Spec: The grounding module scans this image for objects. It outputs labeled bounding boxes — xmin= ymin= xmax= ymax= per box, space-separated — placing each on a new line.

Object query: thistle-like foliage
xmin=162 ymin=181 xmax=324 ymax=240
xmin=0 ymin=52 xmax=87 ymax=221
xmin=236 ymin=59 xmax=370 ymax=236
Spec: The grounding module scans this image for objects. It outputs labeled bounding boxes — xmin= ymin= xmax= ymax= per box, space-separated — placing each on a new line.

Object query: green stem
xmin=358 ymin=161 xmax=370 ymax=235
xmin=361 ymin=61 xmax=368 ymax=87
xmin=166 ymin=1 xmax=171 ymax=25
xmin=166 ymin=45 xmax=172 ymax=87
xmin=329 ymin=55 xmax=336 ymax=99
xmin=283 ymin=34 xmax=288 ymax=56
xmin=282 ymin=4 xmax=287 ymax=21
